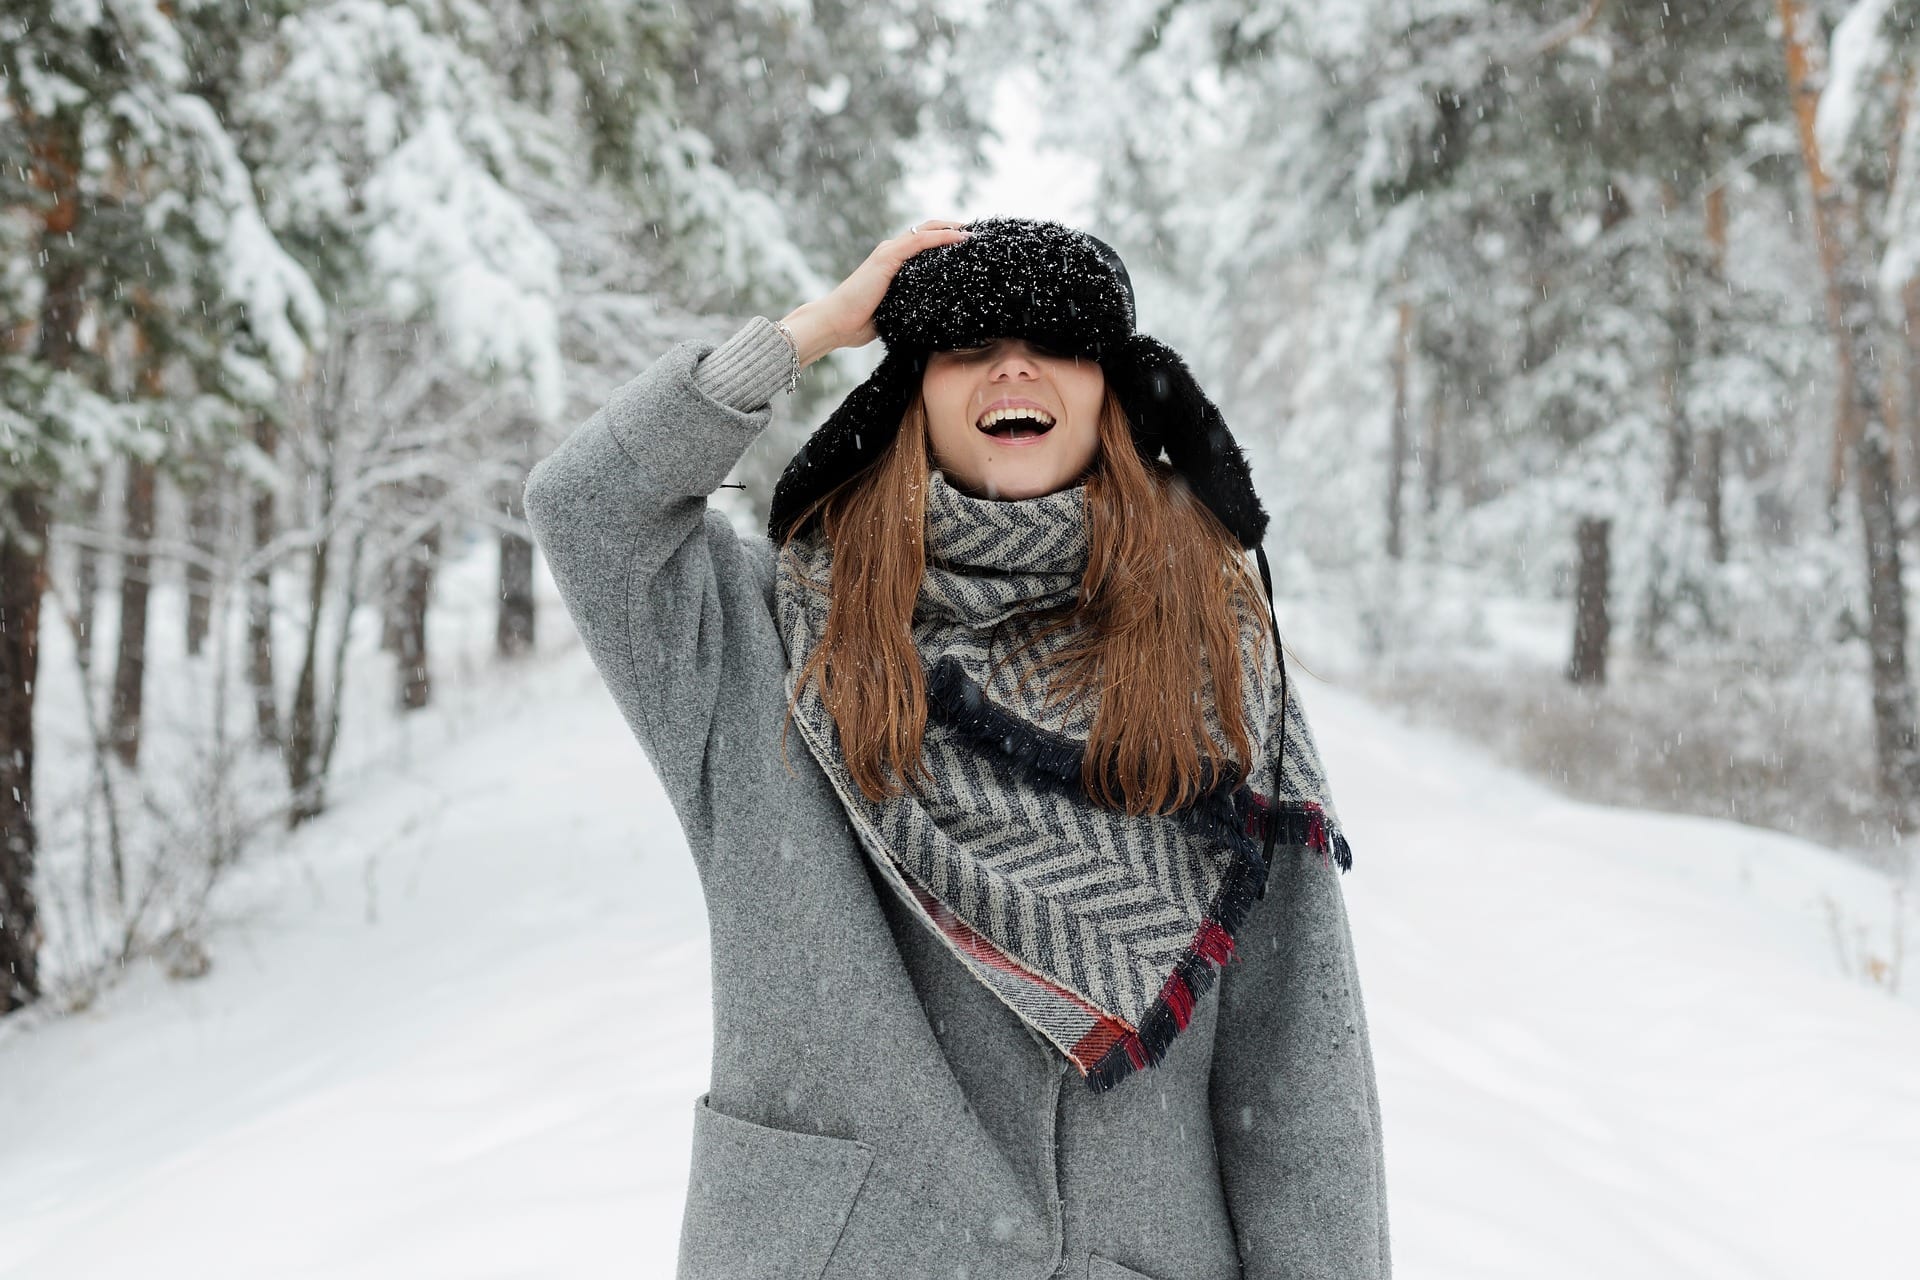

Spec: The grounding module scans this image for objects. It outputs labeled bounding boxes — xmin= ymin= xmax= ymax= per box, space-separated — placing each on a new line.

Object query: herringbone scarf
xmin=774 ymin=470 xmax=1350 ymax=1091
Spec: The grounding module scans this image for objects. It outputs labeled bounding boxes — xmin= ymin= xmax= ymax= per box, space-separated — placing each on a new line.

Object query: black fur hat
xmin=765 ymin=216 xmax=1271 ymax=550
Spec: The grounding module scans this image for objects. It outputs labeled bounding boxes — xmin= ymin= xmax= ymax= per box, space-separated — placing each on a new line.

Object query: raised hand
xmin=780 ymin=220 xmax=971 ymax=366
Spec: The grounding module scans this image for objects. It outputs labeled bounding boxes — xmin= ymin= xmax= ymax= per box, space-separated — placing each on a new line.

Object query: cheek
xmin=920 ymin=374 xmax=971 ymax=451
xmin=1066 ymin=380 xmax=1106 ymax=454
xmin=1068 ymin=416 xmax=1102 ymax=467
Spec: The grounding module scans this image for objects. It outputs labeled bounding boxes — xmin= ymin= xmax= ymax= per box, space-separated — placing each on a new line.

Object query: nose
xmin=988 ymin=341 xmax=1041 ymax=379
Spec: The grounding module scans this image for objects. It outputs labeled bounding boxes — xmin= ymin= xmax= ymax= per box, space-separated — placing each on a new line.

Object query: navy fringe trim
xmin=922 ymin=656 xmax=1353 ymax=1093
xmin=924 ymin=656 xmax=1086 ymax=788
xmin=924 ymin=657 xmax=1349 ymax=875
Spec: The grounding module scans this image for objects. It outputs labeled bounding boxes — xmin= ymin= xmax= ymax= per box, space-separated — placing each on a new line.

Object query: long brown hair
xmin=782 ymin=387 xmax=1270 ymax=815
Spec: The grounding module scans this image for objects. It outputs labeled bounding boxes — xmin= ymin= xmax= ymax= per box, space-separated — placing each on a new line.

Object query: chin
xmin=976 ymin=467 xmax=1067 ymax=501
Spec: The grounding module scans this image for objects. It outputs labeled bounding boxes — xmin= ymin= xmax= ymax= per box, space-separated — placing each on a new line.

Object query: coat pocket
xmin=677 ymin=1093 xmax=876 ymax=1280
xmin=1088 ymin=1254 xmax=1163 ymax=1280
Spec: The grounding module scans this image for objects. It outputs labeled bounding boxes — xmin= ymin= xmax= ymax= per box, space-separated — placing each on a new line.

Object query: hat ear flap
xmin=767 ymin=348 xmax=924 ymax=544
xmin=1108 ymin=335 xmax=1269 ymax=550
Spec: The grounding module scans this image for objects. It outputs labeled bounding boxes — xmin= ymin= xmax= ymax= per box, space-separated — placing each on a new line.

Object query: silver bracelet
xmin=771 ymin=317 xmax=801 ymax=396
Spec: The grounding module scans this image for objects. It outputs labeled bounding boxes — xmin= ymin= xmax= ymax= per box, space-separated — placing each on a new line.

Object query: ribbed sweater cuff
xmin=692 ymin=315 xmax=792 ymax=411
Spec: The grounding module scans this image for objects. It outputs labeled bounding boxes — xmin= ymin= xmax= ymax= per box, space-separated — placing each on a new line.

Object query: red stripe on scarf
xmin=1306 ymin=802 xmax=1329 ymax=868
xmin=1070 ymin=1020 xmax=1130 ymax=1070
xmin=1162 ymin=970 xmax=1195 ymax=1030
xmin=906 ymin=879 xmax=1118 ymax=1023
xmin=1194 ymin=918 xmax=1235 ymax=966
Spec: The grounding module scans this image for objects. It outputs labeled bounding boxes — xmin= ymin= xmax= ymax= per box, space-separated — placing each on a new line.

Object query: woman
xmin=524 ymin=216 xmax=1390 ymax=1280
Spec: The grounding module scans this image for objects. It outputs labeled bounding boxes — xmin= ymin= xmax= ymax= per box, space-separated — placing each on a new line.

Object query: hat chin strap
xmin=1254 ymin=544 xmax=1287 ymax=895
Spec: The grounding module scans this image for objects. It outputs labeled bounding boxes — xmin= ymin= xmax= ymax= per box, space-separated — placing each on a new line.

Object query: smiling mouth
xmin=976 ymin=408 xmax=1056 ymax=441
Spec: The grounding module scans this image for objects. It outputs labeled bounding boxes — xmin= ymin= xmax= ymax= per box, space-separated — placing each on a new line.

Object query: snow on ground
xmin=2 ymin=600 xmax=1917 ymax=1277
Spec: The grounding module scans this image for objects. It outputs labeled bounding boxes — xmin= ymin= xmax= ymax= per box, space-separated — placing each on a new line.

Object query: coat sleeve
xmin=521 ymin=324 xmax=788 ymax=864
xmin=1208 ymin=680 xmax=1392 ymax=1278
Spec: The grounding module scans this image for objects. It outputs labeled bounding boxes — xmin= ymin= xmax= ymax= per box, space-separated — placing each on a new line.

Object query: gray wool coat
xmin=522 ymin=332 xmax=1392 ymax=1280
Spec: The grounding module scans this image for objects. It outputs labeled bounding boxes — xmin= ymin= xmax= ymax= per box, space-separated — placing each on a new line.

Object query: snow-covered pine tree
xmin=219 ymin=0 xmax=981 ymax=800
xmin=0 ymin=0 xmax=993 ymax=1007
xmin=1108 ymin=0 xmax=1788 ymax=663
xmin=219 ymin=0 xmax=579 ymax=805
xmin=1 ymin=0 xmax=322 ymax=1012
xmin=1021 ymin=0 xmax=1906 ymax=840
xmin=652 ymin=0 xmax=995 ymax=521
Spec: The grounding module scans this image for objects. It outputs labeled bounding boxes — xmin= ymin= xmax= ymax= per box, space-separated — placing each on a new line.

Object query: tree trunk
xmin=1777 ymin=0 xmax=1862 ymax=505
xmin=1422 ymin=386 xmax=1444 ymax=516
xmin=185 ymin=474 xmax=219 ymax=658
xmin=7 ymin=102 xmax=86 ymax=1013
xmin=0 ymin=490 xmax=48 ymax=1014
xmin=286 ymin=525 xmax=330 ymax=826
xmin=1703 ymin=184 xmax=1730 ymax=564
xmin=379 ymin=555 xmax=406 ymax=655
xmin=1889 ymin=72 xmax=1915 ymax=493
xmin=108 ymin=459 xmax=157 ymax=768
xmin=287 ymin=340 xmax=344 ymax=827
xmin=1659 ymin=182 xmax=1695 ymax=510
xmin=1636 ymin=182 xmax=1702 ymax=661
xmin=1836 ymin=227 xmax=1920 ymax=821
xmin=1855 ymin=418 xmax=1920 ymax=823
xmin=248 ymin=418 xmax=281 ymax=747
xmin=74 ymin=480 xmax=102 ymax=674
xmin=1567 ymin=516 xmax=1611 ymax=686
xmin=109 ymin=309 xmax=170 ymax=767
xmin=1835 ymin=223 xmax=1920 ymax=827
xmin=1386 ymin=299 xmax=1412 ymax=559
xmin=316 ymin=532 xmax=367 ymax=795
xmin=395 ymin=525 xmax=438 ymax=712
xmin=497 ymin=482 xmax=535 ymax=659
xmin=1903 ymin=276 xmax=1920 ymax=493
xmin=1703 ymin=426 xmax=1728 ymax=565
xmin=1777 ymin=0 xmax=1920 ymax=825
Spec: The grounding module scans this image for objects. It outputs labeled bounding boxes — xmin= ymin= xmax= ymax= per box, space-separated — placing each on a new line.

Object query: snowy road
xmin=2 ymin=642 xmax=1915 ymax=1279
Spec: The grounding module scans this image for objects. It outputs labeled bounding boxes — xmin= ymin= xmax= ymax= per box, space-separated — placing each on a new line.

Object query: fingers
xmin=830 ymin=220 xmax=970 ymax=340
xmin=863 ymin=221 xmax=969 ymax=275
xmin=880 ymin=221 xmax=969 ymax=265
xmin=895 ymin=218 xmax=969 ymax=241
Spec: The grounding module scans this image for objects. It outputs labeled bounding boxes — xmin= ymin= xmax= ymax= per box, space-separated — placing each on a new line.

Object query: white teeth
xmin=976 ymin=406 xmax=1056 ymax=429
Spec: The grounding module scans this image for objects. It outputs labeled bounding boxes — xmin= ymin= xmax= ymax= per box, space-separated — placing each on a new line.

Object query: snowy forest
xmin=4 ymin=1 xmax=1919 ymax=1277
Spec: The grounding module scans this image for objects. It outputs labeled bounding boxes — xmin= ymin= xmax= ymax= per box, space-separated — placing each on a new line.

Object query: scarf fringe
xmin=926 ymin=657 xmax=1351 ymax=877
xmin=925 ymin=656 xmax=1085 ymax=787
xmin=926 ymin=656 xmax=1353 ymax=1093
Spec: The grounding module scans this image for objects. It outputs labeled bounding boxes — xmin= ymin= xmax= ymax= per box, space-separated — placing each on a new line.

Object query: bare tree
xmin=393 ymin=517 xmax=439 ymax=712
xmin=247 ymin=416 xmax=281 ymax=747
xmin=72 ymin=479 xmax=102 ymax=673
xmin=1568 ymin=516 xmax=1612 ymax=686
xmin=1701 ymin=183 xmax=1731 ymax=566
xmin=108 ymin=457 xmax=157 ymax=767
xmin=1386 ymin=298 xmax=1413 ymax=560
xmin=496 ymin=412 xmax=539 ymax=658
xmin=184 ymin=467 xmax=220 ymax=657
